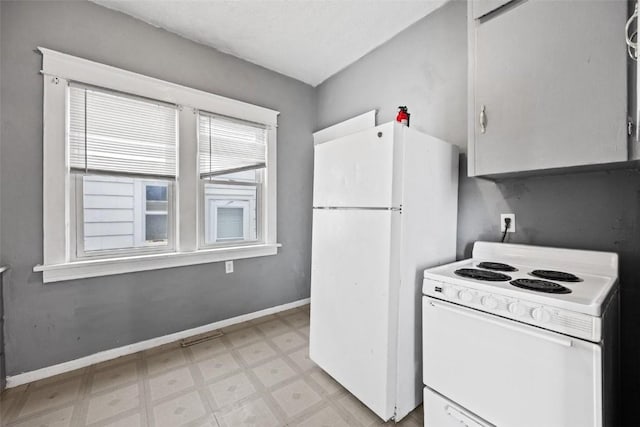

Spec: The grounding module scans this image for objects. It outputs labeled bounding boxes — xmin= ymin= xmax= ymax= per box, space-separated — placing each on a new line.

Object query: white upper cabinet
xmin=468 ymin=0 xmax=628 ymax=177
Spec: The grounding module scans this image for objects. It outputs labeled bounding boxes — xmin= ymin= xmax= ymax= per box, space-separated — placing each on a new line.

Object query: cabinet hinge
xmin=628 ymin=118 xmax=634 ymax=137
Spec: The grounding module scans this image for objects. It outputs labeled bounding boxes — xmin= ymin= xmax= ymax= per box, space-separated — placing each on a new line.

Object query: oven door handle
xmin=429 ymin=300 xmax=573 ymax=348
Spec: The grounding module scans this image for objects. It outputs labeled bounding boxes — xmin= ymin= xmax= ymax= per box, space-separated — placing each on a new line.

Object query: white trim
xmin=265 ymin=126 xmax=277 ymax=244
xmin=38 ymin=47 xmax=279 ymax=126
xmin=43 ymin=75 xmax=69 ymax=265
xmin=35 ymin=243 xmax=281 ymax=283
xmin=178 ymin=108 xmax=199 ymax=252
xmin=5 ymin=297 xmax=310 ymax=388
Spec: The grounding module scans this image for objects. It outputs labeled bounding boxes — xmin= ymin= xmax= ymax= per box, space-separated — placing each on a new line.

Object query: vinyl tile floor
xmin=0 ymin=305 xmax=423 ymax=427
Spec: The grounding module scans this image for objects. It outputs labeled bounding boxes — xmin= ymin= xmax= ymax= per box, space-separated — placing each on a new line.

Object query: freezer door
xmin=310 ymin=208 xmax=401 ymax=421
xmin=423 ymin=297 xmax=602 ymax=427
xmin=313 ymin=123 xmax=399 ymax=208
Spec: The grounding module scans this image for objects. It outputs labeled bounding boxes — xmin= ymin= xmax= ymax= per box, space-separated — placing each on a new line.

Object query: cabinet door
xmin=470 ymin=0 xmax=627 ymax=176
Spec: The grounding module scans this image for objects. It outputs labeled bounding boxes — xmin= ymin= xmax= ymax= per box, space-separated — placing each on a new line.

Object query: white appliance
xmin=309 ymin=121 xmax=459 ymax=421
xmin=422 ymin=242 xmax=619 ymax=427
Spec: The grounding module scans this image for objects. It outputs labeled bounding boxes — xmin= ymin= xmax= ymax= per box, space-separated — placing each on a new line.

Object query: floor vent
xmin=180 ymin=330 xmax=225 ymax=347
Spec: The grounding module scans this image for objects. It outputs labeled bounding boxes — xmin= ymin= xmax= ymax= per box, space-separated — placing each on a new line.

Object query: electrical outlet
xmin=500 ymin=213 xmax=516 ymax=232
xmin=225 ymin=260 xmax=234 ymax=274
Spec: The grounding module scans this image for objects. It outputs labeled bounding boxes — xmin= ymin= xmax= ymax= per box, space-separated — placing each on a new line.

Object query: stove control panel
xmin=425 ymin=278 xmax=600 ymax=342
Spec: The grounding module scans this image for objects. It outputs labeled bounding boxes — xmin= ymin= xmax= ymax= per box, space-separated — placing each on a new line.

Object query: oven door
xmin=423 ymin=297 xmax=602 ymax=427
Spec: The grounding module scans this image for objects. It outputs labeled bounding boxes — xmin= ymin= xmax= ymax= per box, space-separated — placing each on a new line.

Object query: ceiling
xmin=91 ymin=0 xmax=449 ymax=87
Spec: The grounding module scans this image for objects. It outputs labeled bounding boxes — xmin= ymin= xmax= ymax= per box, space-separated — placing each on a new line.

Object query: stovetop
xmin=423 ymin=242 xmax=619 ymax=317
xmin=454 ymin=264 xmax=582 ymax=293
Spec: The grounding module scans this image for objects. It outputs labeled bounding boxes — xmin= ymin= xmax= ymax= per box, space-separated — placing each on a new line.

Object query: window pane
xmin=217 ymin=208 xmax=244 ymax=240
xmin=145 ymin=214 xmax=168 ymax=242
xmin=82 ymin=175 xmax=171 ymax=253
xmin=145 ymin=184 xmax=168 ymax=213
xmin=146 ymin=185 xmax=167 ymax=201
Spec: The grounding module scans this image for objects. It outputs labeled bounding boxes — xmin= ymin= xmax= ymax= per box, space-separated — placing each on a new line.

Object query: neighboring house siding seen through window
xmin=36 ymin=48 xmax=279 ymax=282
xmin=79 ymin=176 xmax=171 ymax=253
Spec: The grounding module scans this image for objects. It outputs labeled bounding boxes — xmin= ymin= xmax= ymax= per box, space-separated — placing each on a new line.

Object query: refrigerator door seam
xmin=313 ymin=206 xmax=402 ymax=211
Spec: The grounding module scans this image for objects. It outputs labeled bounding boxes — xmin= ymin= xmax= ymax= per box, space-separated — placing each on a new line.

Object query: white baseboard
xmin=5 ymin=298 xmax=310 ymax=389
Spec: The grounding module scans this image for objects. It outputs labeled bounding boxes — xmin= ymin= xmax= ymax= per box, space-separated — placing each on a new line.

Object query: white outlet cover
xmin=500 ymin=213 xmax=516 ymax=232
xmin=225 ymin=260 xmax=234 ymax=274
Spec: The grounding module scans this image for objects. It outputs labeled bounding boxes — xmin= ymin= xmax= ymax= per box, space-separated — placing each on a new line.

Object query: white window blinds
xmin=199 ymin=113 xmax=267 ymax=178
xmin=69 ymin=85 xmax=178 ymax=177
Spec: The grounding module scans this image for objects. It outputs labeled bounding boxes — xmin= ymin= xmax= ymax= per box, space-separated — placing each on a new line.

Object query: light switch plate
xmin=225 ymin=261 xmax=234 ymax=274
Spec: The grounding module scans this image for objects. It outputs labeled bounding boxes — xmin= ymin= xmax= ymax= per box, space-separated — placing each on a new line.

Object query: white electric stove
xmin=422 ymin=241 xmax=619 ymax=427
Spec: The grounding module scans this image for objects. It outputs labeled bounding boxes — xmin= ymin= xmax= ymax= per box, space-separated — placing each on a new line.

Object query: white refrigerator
xmin=309 ymin=122 xmax=459 ymax=421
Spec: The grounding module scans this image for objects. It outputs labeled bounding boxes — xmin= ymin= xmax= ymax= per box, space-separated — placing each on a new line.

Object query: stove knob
xmin=532 ymin=308 xmax=551 ymax=323
xmin=508 ymin=302 xmax=527 ymax=317
xmin=459 ymin=290 xmax=473 ymax=303
xmin=481 ymin=296 xmax=498 ymax=309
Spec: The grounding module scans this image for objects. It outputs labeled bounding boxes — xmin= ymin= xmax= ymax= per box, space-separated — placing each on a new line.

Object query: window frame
xmin=35 ymin=47 xmax=280 ymax=283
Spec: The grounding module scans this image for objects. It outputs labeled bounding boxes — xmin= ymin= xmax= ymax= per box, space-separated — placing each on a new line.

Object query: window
xmin=36 ymin=48 xmax=279 ymax=282
xmin=143 ymin=183 xmax=169 ymax=244
xmin=199 ymin=113 xmax=265 ymax=247
xmin=68 ymin=85 xmax=177 ymax=258
xmin=204 ymin=184 xmax=257 ymax=244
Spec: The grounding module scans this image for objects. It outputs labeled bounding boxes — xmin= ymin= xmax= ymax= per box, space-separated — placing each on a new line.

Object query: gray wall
xmin=315 ymin=1 xmax=467 ymax=151
xmin=316 ymin=1 xmax=640 ymax=425
xmin=0 ymin=1 xmax=315 ymax=375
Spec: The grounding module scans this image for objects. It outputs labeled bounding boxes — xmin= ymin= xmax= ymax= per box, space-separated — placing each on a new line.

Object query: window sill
xmin=34 ymin=243 xmax=281 ymax=283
